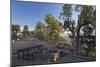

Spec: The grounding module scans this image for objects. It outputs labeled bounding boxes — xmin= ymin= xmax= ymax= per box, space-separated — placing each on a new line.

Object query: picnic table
xmin=57 ymin=42 xmax=72 ymax=49
xmin=15 ymin=45 xmax=44 ymax=59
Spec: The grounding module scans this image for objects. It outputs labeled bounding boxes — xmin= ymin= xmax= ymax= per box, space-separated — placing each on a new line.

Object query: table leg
xmin=17 ymin=51 xmax=20 ymax=58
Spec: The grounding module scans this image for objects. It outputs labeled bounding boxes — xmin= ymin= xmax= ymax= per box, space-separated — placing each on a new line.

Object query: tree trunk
xmin=76 ymin=26 xmax=81 ymax=54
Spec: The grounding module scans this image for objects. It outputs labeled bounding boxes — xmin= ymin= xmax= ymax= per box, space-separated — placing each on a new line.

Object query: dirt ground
xmin=11 ymin=37 xmax=95 ymax=66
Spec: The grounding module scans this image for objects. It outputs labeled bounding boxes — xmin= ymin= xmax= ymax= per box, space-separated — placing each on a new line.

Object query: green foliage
xmin=76 ymin=5 xmax=96 ymax=27
xmin=82 ymin=24 xmax=94 ymax=36
xmin=34 ymin=22 xmax=49 ymax=40
xmin=45 ymin=14 xmax=62 ymax=43
xmin=60 ymin=4 xmax=72 ymax=20
xmin=22 ymin=25 xmax=29 ymax=38
xmin=12 ymin=24 xmax=21 ymax=41
xmin=64 ymin=20 xmax=76 ymax=34
xmin=81 ymin=24 xmax=95 ymax=56
xmin=34 ymin=14 xmax=62 ymax=43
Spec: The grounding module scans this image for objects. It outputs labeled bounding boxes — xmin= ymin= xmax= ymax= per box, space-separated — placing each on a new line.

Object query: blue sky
xmin=12 ymin=0 xmax=79 ymax=30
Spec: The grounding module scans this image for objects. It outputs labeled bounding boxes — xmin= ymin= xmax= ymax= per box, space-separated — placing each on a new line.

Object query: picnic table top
xmin=17 ymin=45 xmax=44 ymax=51
xmin=58 ymin=42 xmax=71 ymax=46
